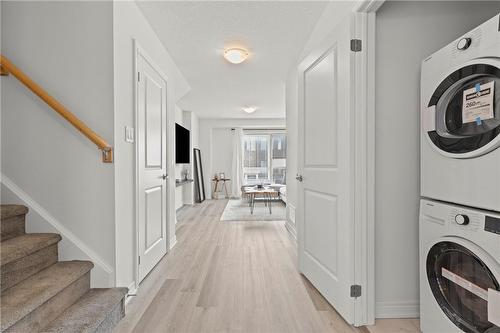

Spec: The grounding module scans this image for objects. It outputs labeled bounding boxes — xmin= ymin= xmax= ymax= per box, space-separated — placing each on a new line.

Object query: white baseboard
xmin=1 ymin=173 xmax=114 ymax=287
xmin=287 ymin=203 xmax=296 ymax=222
xmin=375 ymin=300 xmax=420 ymax=318
xmin=169 ymin=235 xmax=177 ymax=250
xmin=285 ymin=220 xmax=297 ymax=240
xmin=285 ymin=203 xmax=297 ymax=240
xmin=124 ymin=281 xmax=138 ymax=305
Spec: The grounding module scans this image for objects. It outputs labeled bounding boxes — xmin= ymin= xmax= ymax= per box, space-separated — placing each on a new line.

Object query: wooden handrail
xmin=0 ymin=54 xmax=113 ymax=163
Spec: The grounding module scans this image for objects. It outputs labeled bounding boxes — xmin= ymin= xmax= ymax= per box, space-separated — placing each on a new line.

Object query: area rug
xmin=220 ymin=199 xmax=286 ymax=221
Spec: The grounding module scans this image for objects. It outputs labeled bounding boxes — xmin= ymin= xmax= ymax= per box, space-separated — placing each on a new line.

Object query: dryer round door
xmin=426 ymin=237 xmax=500 ymax=333
xmin=424 ymin=58 xmax=500 ymax=158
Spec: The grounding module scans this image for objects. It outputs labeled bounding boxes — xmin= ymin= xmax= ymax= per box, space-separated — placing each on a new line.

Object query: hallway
xmin=116 ymin=200 xmax=360 ymax=333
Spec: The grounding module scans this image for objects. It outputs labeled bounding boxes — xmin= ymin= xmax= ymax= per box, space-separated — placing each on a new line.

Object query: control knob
xmin=457 ymin=37 xmax=472 ymax=50
xmin=455 ymin=214 xmax=470 ymax=225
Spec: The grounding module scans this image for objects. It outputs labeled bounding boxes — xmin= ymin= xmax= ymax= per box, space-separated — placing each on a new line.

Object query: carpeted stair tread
xmin=42 ymin=288 xmax=128 ymax=333
xmin=0 ymin=260 xmax=94 ymax=331
xmin=1 ymin=204 xmax=28 ymax=220
xmin=1 ymin=233 xmax=61 ymax=265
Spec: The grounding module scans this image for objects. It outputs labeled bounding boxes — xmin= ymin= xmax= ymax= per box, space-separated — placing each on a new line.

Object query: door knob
xmin=296 ymin=174 xmax=303 ymax=182
xmin=161 ymin=174 xmax=168 ymax=180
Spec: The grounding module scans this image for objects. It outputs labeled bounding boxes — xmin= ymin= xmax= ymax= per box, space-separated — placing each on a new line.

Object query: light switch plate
xmin=125 ymin=126 xmax=135 ymax=143
xmin=488 ymin=288 xmax=500 ymax=327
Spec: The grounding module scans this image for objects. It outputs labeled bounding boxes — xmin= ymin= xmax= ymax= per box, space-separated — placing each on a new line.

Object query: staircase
xmin=0 ymin=205 xmax=127 ymax=332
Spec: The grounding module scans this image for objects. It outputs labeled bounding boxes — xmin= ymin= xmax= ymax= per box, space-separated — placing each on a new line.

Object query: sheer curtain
xmin=230 ymin=128 xmax=243 ymax=198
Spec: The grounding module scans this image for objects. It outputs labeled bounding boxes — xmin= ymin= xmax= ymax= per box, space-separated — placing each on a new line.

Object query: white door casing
xmin=136 ymin=48 xmax=168 ymax=282
xmin=297 ymin=14 xmax=360 ymax=324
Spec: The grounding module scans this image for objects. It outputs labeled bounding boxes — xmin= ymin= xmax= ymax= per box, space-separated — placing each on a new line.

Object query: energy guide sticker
xmin=462 ymin=81 xmax=495 ymax=124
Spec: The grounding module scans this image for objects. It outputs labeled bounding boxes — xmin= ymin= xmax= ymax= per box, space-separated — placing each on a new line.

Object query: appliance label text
xmin=462 ymin=81 xmax=495 ymax=124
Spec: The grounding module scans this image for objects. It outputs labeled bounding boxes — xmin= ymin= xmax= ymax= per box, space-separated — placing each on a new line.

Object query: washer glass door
xmin=427 ymin=62 xmax=500 ymax=156
xmin=427 ymin=241 xmax=500 ymax=333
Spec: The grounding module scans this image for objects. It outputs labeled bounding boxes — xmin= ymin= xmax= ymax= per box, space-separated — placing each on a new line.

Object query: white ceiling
xmin=137 ymin=1 xmax=328 ymax=119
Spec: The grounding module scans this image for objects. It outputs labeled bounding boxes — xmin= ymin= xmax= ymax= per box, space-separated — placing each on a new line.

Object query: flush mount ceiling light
xmin=242 ymin=106 xmax=257 ymax=114
xmin=224 ymin=48 xmax=249 ymax=64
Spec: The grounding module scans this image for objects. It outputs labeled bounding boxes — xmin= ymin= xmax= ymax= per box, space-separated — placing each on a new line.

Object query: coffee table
xmin=243 ymin=187 xmax=278 ymax=214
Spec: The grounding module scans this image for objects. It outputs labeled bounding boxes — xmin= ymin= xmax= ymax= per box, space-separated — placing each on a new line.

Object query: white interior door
xmin=297 ymin=15 xmax=357 ymax=324
xmin=137 ymin=51 xmax=168 ymax=282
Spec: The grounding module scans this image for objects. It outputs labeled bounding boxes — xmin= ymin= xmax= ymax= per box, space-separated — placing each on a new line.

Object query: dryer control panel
xmin=485 ymin=216 xmax=500 ymax=235
xmin=449 ymin=209 xmax=482 ymax=231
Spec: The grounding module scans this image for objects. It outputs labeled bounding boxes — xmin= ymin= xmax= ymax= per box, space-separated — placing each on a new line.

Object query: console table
xmin=212 ymin=178 xmax=230 ymax=199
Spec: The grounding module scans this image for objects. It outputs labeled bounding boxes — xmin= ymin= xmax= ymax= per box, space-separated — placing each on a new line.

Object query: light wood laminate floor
xmin=115 ymin=200 xmax=418 ymax=333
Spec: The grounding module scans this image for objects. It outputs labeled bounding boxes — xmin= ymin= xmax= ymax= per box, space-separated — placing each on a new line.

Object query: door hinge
xmin=350 ymin=284 xmax=362 ymax=298
xmin=138 ymin=256 xmax=141 ymax=265
xmin=350 ymin=39 xmax=362 ymax=52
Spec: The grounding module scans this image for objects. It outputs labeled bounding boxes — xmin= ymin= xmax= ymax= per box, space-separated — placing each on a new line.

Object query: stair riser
xmin=1 ymin=244 xmax=58 ymax=292
xmin=93 ymin=300 xmax=126 ymax=333
xmin=5 ymin=272 xmax=90 ymax=332
xmin=1 ymin=215 xmax=26 ymax=241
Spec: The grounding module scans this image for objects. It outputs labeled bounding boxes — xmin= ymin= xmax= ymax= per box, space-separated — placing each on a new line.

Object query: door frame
xmin=352 ymin=0 xmax=385 ymax=326
xmin=133 ymin=41 xmax=171 ymax=291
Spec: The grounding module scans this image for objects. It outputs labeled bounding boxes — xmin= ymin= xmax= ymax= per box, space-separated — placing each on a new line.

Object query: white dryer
xmin=420 ymin=199 xmax=500 ymax=333
xmin=421 ymin=14 xmax=500 ymax=212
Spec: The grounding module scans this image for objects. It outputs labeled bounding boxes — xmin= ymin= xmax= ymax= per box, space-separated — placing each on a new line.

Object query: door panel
xmin=137 ymin=51 xmax=168 ymax=282
xmin=145 ymin=186 xmax=163 ymax=251
xmin=145 ymin=77 xmax=163 ymax=168
xmin=297 ymin=15 xmax=356 ymax=324
xmin=304 ymin=190 xmax=338 ymax=277
xmin=305 ymin=51 xmax=338 ymax=167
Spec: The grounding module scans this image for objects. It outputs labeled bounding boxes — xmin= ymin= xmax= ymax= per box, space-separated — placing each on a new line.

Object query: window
xmin=242 ymin=131 xmax=286 ymax=185
xmin=271 ymin=134 xmax=286 ymax=184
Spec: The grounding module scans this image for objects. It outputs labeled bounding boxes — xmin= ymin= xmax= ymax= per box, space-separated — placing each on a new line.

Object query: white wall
xmin=375 ymin=1 xmax=500 ymax=318
xmin=198 ymin=118 xmax=285 ymax=199
xmin=211 ymin=128 xmax=233 ymax=197
xmin=1 ymin=1 xmax=115 ymax=287
xmin=113 ymin=0 xmax=190 ymax=290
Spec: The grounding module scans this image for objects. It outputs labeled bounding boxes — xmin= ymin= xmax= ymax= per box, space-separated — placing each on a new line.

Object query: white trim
xmin=133 ymin=40 xmax=141 ymax=295
xmin=354 ymin=0 xmax=385 ymax=326
xmin=355 ymin=0 xmax=385 ymax=13
xmin=375 ymin=301 xmax=420 ymax=319
xmin=125 ymin=281 xmax=138 ymax=305
xmin=286 ymin=203 xmax=297 ymax=239
xmin=1 ymin=173 xmax=114 ymax=283
xmin=169 ymin=235 xmax=177 ymax=250
xmin=285 ymin=221 xmax=297 ymax=241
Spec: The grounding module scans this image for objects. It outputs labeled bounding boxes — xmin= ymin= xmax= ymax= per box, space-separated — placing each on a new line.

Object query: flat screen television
xmin=175 ymin=123 xmax=190 ymax=164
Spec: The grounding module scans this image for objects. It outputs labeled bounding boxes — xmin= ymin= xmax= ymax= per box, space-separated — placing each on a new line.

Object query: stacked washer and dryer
xmin=420 ymin=14 xmax=500 ymax=333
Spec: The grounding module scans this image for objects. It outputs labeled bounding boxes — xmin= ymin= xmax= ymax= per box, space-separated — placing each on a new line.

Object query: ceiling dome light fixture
xmin=242 ymin=106 xmax=257 ymax=114
xmin=224 ymin=47 xmax=249 ymax=64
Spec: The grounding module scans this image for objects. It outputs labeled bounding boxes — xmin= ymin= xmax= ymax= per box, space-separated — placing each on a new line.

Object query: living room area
xmin=176 ymin=116 xmax=288 ymax=222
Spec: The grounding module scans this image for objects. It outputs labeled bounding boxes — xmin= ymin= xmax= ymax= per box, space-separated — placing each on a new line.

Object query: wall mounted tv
xmin=175 ymin=123 xmax=190 ymax=164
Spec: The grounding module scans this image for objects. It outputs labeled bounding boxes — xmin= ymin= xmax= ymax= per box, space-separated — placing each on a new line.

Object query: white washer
xmin=420 ymin=199 xmax=500 ymax=333
xmin=421 ymin=14 xmax=500 ymax=212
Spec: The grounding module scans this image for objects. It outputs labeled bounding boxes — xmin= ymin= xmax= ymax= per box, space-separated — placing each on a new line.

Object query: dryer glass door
xmin=427 ymin=241 xmax=500 ymax=333
xmin=427 ymin=63 xmax=500 ymax=156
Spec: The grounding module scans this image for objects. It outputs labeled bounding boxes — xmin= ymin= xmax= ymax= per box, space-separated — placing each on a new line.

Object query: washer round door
xmin=424 ymin=59 xmax=500 ymax=158
xmin=426 ymin=238 xmax=500 ymax=333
